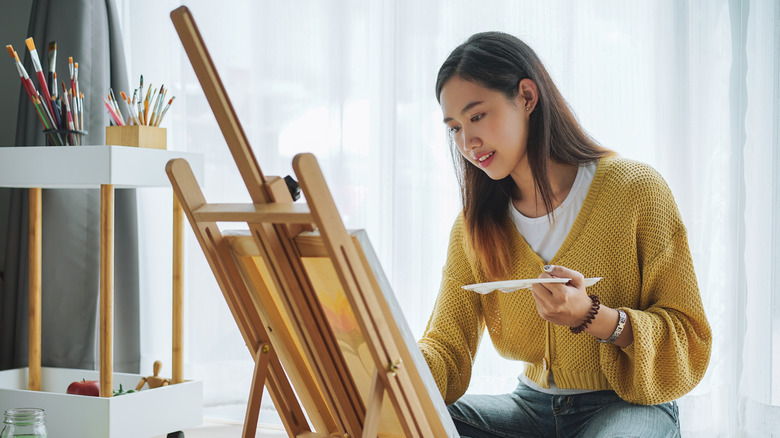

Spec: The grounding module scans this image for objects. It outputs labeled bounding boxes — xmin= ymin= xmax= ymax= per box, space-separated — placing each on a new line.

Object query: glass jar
xmin=0 ymin=408 xmax=47 ymax=437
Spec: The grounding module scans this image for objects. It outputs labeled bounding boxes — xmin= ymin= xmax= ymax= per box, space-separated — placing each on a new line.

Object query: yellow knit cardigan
xmin=418 ymin=154 xmax=712 ymax=406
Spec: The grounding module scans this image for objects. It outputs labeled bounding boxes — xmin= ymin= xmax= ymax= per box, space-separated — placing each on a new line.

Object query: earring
xmin=525 ymin=107 xmax=530 ymax=111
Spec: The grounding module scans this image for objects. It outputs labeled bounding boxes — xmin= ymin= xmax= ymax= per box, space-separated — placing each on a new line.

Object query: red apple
xmin=66 ymin=379 xmax=99 ymax=396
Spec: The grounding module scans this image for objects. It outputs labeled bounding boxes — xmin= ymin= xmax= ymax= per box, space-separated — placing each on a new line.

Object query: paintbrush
xmin=138 ymin=75 xmax=144 ymax=124
xmin=130 ymin=89 xmax=138 ymax=123
xmin=143 ymin=82 xmax=153 ymax=125
xmin=47 ymin=41 xmax=57 ymax=99
xmin=149 ymin=85 xmax=164 ymax=126
xmin=60 ymin=81 xmax=76 ymax=144
xmin=156 ymin=96 xmax=175 ymax=127
xmin=63 ymin=82 xmax=75 ymax=130
xmin=68 ymin=57 xmax=75 ymax=92
xmin=157 ymin=88 xmax=168 ymax=126
xmin=7 ymin=45 xmax=52 ymax=133
xmin=7 ymin=45 xmax=59 ymax=132
xmin=108 ymin=88 xmax=123 ymax=121
xmin=6 ymin=45 xmax=44 ymax=109
xmin=33 ymin=95 xmax=62 ymax=145
xmin=102 ymin=97 xmax=124 ymax=126
xmin=147 ymin=85 xmax=159 ymax=125
xmin=129 ymin=91 xmax=140 ymax=126
xmin=51 ymin=95 xmax=63 ymax=129
xmin=107 ymin=91 xmax=125 ymax=126
xmin=77 ymin=92 xmax=84 ymax=135
xmin=25 ymin=38 xmax=57 ymax=126
xmin=73 ymin=61 xmax=80 ymax=104
xmin=52 ymin=71 xmax=58 ymax=99
xmin=68 ymin=57 xmax=80 ymax=124
xmin=119 ymin=91 xmax=137 ymax=125
xmin=151 ymin=88 xmax=164 ymax=126
xmin=6 ymin=45 xmax=34 ymax=101
xmin=61 ymin=82 xmax=75 ymax=130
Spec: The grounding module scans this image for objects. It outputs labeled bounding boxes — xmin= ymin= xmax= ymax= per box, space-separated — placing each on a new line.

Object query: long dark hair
xmin=436 ymin=32 xmax=610 ymax=280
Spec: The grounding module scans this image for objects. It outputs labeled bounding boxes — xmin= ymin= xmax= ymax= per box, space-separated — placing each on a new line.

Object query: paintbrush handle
xmin=48 ymin=72 xmax=56 ymax=99
xmin=157 ymin=97 xmax=175 ymax=127
xmin=35 ymin=92 xmax=57 ymax=130
xmin=21 ymin=78 xmax=37 ymax=104
xmin=102 ymin=98 xmax=124 ymax=126
xmin=34 ymin=71 xmax=57 ymax=127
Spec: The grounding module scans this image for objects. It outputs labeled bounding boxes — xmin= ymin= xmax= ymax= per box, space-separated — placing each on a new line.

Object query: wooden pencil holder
xmin=105 ymin=125 xmax=167 ymax=149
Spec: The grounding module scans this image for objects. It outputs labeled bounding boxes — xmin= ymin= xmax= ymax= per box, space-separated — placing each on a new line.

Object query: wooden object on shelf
xmin=169 ymin=6 xmax=457 ymax=437
xmin=106 ymin=125 xmax=167 ymax=149
xmin=28 ymin=187 xmax=42 ymax=392
xmin=99 ymin=184 xmax=115 ymax=398
xmin=136 ymin=360 xmax=172 ymax=390
xmin=0 ymin=146 xmax=204 ymax=399
xmin=172 ymin=196 xmax=185 ymax=384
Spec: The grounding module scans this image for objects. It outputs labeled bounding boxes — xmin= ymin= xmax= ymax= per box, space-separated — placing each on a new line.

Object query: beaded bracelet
xmin=570 ymin=295 xmax=600 ymax=334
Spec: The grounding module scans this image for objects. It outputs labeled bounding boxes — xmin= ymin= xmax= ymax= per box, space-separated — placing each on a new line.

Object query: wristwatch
xmin=598 ymin=309 xmax=627 ymax=344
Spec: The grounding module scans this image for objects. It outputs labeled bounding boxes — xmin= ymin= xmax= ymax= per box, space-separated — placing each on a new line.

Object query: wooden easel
xmin=168 ymin=6 xmax=457 ymax=437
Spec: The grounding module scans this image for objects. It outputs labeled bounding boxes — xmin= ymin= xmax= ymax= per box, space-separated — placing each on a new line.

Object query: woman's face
xmin=440 ymin=76 xmax=530 ymax=181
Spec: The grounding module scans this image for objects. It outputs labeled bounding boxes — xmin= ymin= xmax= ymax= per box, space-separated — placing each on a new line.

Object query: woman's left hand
xmin=531 ymin=265 xmax=593 ymax=327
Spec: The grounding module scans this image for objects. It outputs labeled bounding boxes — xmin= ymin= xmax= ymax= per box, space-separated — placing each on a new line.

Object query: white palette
xmin=463 ymin=277 xmax=602 ymax=294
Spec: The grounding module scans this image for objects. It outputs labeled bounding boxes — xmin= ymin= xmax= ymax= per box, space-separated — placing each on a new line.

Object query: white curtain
xmin=115 ymin=0 xmax=779 ymax=435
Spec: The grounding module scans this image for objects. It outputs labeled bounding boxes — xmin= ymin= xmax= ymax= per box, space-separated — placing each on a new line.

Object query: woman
xmin=418 ymin=32 xmax=712 ymax=437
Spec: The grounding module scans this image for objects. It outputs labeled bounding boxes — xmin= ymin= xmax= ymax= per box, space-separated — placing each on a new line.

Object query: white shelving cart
xmin=0 ymin=145 xmax=204 ymax=437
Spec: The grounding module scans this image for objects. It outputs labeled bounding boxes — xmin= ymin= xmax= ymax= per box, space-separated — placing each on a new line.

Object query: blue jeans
xmin=447 ymin=380 xmax=680 ymax=438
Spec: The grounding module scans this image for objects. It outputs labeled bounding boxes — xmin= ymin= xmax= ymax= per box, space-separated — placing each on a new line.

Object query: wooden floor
xmin=152 ymin=405 xmax=288 ymax=438
xmin=153 ymin=420 xmax=288 ymax=437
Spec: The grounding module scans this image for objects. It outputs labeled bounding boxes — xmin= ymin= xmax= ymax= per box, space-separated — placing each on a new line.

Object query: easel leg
xmin=28 ymin=187 xmax=42 ymax=391
xmin=242 ymin=344 xmax=272 ymax=438
xmin=362 ymin=370 xmax=384 ymax=438
xmin=172 ymin=195 xmax=184 ymax=384
xmin=99 ymin=184 xmax=114 ymax=397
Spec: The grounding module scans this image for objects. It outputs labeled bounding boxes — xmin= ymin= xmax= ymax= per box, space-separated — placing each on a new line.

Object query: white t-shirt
xmin=509 ymin=161 xmax=597 ymax=263
xmin=510 ymin=160 xmax=598 ymax=395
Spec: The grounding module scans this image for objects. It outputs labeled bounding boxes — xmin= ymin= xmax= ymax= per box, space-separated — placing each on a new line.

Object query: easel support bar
xmin=242 ymin=343 xmax=272 ymax=438
xmin=362 ymin=370 xmax=385 ymax=438
xmin=193 ymin=202 xmax=313 ymax=223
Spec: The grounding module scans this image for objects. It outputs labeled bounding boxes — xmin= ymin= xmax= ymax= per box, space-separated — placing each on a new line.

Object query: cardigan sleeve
xmin=418 ymin=215 xmax=484 ymax=405
xmin=600 ymin=169 xmax=712 ymax=405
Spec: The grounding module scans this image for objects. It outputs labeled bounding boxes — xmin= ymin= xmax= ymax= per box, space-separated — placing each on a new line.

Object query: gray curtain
xmin=0 ymin=0 xmax=139 ymax=373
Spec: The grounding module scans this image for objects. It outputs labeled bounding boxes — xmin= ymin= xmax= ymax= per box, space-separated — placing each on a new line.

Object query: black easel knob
xmin=284 ymin=175 xmax=301 ymax=201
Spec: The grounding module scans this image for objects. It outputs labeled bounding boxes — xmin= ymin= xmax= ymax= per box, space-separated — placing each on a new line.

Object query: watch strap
xmin=598 ymin=308 xmax=627 ymax=344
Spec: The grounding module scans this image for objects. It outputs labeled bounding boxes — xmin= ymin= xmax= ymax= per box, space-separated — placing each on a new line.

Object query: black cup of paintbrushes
xmin=43 ymin=129 xmax=87 ymax=146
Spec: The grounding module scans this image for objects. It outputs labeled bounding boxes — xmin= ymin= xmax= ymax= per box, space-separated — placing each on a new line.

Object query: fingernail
xmin=543 ymin=265 xmax=553 ymax=272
